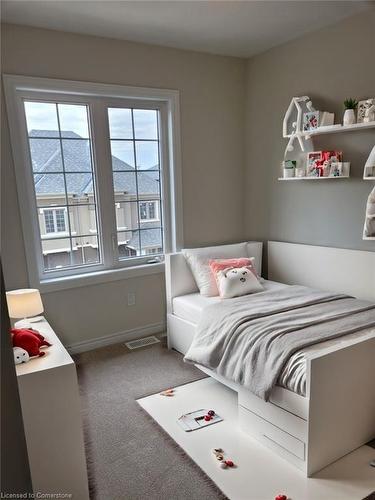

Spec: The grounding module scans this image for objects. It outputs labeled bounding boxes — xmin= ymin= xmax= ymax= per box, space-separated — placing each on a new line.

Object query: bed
xmin=166 ymin=241 xmax=375 ymax=476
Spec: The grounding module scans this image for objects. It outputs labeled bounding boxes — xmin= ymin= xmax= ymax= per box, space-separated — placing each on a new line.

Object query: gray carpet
xmin=74 ymin=339 xmax=227 ymax=500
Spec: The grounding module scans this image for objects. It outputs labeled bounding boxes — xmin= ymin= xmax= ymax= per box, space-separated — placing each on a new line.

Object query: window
xmin=4 ymin=76 xmax=182 ymax=289
xmin=139 ymin=201 xmax=158 ymax=221
xmin=43 ymin=208 xmax=67 ymax=234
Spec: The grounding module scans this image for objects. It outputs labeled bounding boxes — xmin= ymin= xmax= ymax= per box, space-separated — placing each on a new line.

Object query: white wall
xmin=1 ymin=23 xmax=246 ymax=346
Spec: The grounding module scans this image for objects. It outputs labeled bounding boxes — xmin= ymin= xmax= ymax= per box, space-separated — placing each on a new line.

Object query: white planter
xmin=343 ymin=109 xmax=356 ymax=126
xmin=283 ymin=168 xmax=295 ymax=178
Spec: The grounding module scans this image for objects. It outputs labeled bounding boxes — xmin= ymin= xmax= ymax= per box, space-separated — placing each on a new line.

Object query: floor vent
xmin=125 ymin=336 xmax=160 ymax=350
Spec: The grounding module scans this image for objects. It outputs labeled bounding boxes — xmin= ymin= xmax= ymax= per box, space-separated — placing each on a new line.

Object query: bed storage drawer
xmin=239 ymin=405 xmax=306 ymax=466
xmin=238 ymin=387 xmax=307 ymax=441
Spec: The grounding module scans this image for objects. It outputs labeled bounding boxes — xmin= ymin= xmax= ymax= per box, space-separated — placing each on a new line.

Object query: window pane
xmin=72 ymin=236 xmax=100 ymax=265
xmin=108 ymin=108 xmax=133 ymax=139
xmin=110 ymin=141 xmax=135 ymax=170
xmin=25 ymin=102 xmax=59 ymax=136
xmin=24 ymin=100 xmax=102 ymax=274
xmin=133 ymin=109 xmax=158 ymax=139
xmin=29 ymin=138 xmax=63 ymax=172
xmin=42 ymin=238 xmax=72 ymax=270
xmin=55 ymin=209 xmax=66 ymax=232
xmin=135 ymin=141 xmax=159 ymax=170
xmin=140 ymin=228 xmax=163 ymax=255
xmin=34 ymin=174 xmax=67 ymax=206
xmin=137 ymin=172 xmax=160 ymax=199
xmin=113 ymin=172 xmax=137 ymax=196
xmin=115 ymin=202 xmax=138 ymax=231
xmin=108 ymin=107 xmax=164 ymax=262
xmin=44 ymin=210 xmax=55 ymax=233
xmin=68 ymin=204 xmax=98 ymax=234
xmin=58 ymin=104 xmax=89 ymax=139
xmin=62 ymin=139 xmax=92 ymax=172
xmin=117 ymin=230 xmax=141 ymax=258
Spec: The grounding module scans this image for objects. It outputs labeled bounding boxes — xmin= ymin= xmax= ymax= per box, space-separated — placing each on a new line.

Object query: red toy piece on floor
xmin=275 ymin=495 xmax=287 ymax=500
xmin=11 ymin=328 xmax=51 ymax=358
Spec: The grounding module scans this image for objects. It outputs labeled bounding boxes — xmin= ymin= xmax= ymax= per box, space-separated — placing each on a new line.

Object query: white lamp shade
xmin=6 ymin=289 xmax=44 ymax=319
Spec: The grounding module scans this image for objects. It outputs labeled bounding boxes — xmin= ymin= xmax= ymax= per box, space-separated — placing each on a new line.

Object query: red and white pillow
xmin=209 ymin=258 xmax=263 ymax=299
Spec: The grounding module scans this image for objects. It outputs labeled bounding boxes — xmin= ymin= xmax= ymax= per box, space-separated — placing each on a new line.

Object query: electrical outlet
xmin=127 ymin=292 xmax=136 ymax=306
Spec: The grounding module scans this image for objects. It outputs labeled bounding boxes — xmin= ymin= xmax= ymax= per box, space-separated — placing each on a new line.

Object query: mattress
xmin=172 ymin=279 xmax=285 ymax=324
xmin=172 ymin=281 xmax=375 ymax=397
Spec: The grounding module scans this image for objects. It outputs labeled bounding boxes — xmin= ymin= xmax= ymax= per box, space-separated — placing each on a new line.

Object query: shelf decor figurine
xmin=357 ymin=98 xmax=375 ymax=123
xmin=364 ymin=100 xmax=375 ymax=123
xmin=343 ymin=98 xmax=358 ymax=126
xmin=282 ymin=96 xmax=315 ymax=155
xmin=363 ymin=186 xmax=375 ymax=239
xmin=363 ymin=145 xmax=375 ymax=179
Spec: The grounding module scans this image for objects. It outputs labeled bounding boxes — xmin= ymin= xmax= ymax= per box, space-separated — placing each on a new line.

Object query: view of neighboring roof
xmin=30 ymin=130 xmax=160 ymax=197
xmin=127 ymin=227 xmax=162 ymax=251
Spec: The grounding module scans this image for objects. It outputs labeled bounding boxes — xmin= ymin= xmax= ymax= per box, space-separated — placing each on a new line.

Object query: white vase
xmin=343 ymin=109 xmax=356 ymax=126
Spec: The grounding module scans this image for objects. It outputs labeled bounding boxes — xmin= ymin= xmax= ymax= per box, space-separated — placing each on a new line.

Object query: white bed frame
xmin=166 ymin=241 xmax=375 ymax=476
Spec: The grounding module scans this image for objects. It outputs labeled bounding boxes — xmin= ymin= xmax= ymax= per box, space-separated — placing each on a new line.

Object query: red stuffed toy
xmin=11 ymin=328 xmax=51 ymax=357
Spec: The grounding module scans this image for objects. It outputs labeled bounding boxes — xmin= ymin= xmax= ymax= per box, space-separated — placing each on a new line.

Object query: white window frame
xmin=3 ymin=75 xmax=183 ymax=292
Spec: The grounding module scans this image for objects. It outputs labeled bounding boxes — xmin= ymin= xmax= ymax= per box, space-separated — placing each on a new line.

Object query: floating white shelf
xmin=278 ymin=176 xmax=349 ymax=181
xmin=284 ymin=121 xmax=375 ymax=138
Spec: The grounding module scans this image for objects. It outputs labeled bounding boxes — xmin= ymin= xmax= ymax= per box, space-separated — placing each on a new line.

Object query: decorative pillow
xmin=209 ymin=257 xmax=258 ymax=280
xmin=182 ymin=242 xmax=249 ymax=297
xmin=216 ymin=266 xmax=263 ymax=299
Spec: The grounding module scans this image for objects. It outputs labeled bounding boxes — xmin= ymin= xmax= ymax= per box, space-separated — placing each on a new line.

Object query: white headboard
xmin=165 ymin=241 xmax=263 ymax=313
xmin=268 ymin=241 xmax=375 ymax=302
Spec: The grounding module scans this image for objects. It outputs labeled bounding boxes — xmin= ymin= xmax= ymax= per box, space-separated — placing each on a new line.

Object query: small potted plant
xmin=343 ymin=98 xmax=358 ymax=126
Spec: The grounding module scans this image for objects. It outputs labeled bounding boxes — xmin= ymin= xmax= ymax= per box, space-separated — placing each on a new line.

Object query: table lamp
xmin=6 ymin=288 xmax=44 ymax=326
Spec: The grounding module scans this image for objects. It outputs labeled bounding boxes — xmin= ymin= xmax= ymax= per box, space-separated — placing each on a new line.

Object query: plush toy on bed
xmin=11 ymin=328 xmax=51 ymax=358
xmin=13 ymin=346 xmax=30 ymax=364
xmin=216 ymin=266 xmax=264 ymax=299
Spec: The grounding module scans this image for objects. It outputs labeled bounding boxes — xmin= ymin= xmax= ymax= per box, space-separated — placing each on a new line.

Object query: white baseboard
xmin=66 ymin=322 xmax=166 ymax=354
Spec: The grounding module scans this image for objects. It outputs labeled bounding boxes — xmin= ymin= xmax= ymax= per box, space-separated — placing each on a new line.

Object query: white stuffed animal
xmin=13 ymin=346 xmax=30 ymax=365
xmin=217 ymin=266 xmax=263 ymax=299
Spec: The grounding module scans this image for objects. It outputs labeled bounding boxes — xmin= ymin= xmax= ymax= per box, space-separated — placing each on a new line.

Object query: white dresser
xmin=16 ymin=318 xmax=89 ymax=499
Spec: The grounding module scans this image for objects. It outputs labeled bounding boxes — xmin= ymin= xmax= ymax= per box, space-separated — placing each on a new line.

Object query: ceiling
xmin=2 ymin=1 xmax=373 ymax=58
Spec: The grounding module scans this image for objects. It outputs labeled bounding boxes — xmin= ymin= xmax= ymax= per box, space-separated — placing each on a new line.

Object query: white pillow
xmin=182 ymin=242 xmax=249 ymax=296
xmin=216 ymin=266 xmax=264 ymax=299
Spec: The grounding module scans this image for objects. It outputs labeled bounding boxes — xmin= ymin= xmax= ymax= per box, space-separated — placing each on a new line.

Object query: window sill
xmin=38 ymin=262 xmax=165 ymax=293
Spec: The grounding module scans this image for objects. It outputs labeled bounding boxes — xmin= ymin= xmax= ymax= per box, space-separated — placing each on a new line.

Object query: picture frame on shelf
xmin=306 ymin=151 xmax=322 ymax=177
xmin=303 ymin=111 xmax=334 ymax=132
xmin=306 ymin=151 xmax=344 ymax=178
xmin=303 ymin=111 xmax=319 ymax=131
xmin=329 ymin=162 xmax=350 ymax=178
xmin=329 ymin=162 xmax=343 ymax=177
